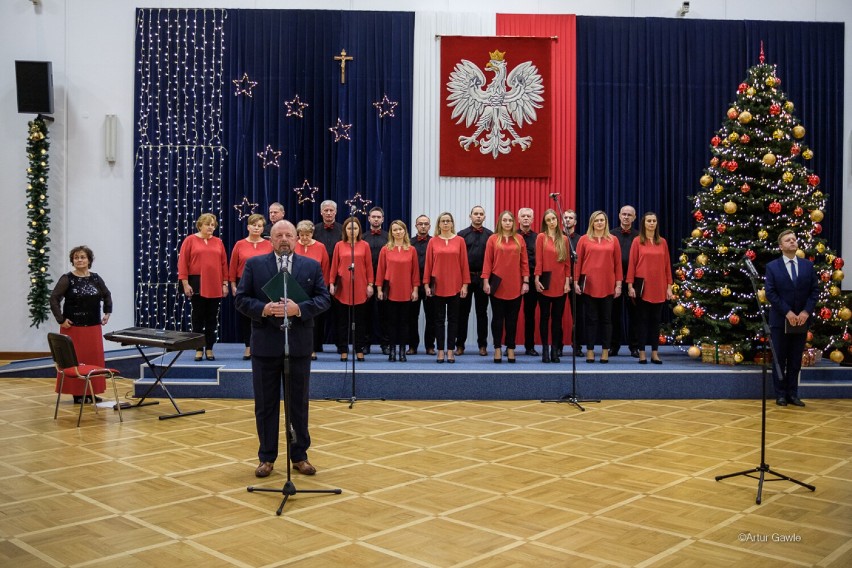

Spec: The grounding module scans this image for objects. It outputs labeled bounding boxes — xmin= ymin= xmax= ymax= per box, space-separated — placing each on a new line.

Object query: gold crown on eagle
xmin=488 ymin=49 xmax=505 ymax=61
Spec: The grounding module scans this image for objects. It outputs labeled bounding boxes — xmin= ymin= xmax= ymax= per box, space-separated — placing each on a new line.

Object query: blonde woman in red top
xmin=482 ymin=211 xmax=529 ymax=363
xmin=423 ymin=212 xmax=470 ymax=363
xmin=178 ymin=212 xmax=229 ymax=361
xmin=376 ymin=220 xmax=420 ymax=362
xmin=329 ymin=217 xmax=374 ymax=361
xmin=626 ymin=212 xmax=674 ymax=364
xmin=295 ymin=220 xmax=331 ymax=360
xmin=574 ymin=211 xmax=623 ymax=363
xmin=534 ymin=209 xmax=571 ymax=363
xmin=229 ymin=214 xmax=273 ymax=359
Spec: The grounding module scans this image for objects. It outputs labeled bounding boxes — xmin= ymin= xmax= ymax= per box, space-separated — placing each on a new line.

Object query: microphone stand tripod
xmin=714 ymin=260 xmax=815 ymax=504
xmin=327 ymin=212 xmax=384 ymax=408
xmin=541 ymin=193 xmax=600 ymax=411
xmin=247 ymin=257 xmax=342 ymax=515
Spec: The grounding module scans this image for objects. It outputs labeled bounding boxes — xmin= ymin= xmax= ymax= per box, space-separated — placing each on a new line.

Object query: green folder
xmin=262 ymin=271 xmax=310 ymax=304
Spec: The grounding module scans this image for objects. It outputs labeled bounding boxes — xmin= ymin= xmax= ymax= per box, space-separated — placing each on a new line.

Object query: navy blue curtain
xmin=576 ymin=17 xmax=844 ymax=255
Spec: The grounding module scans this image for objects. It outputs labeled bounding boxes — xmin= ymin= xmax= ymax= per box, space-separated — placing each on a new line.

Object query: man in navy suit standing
xmin=236 ymin=220 xmax=331 ymax=477
xmin=764 ymin=229 xmax=819 ymax=407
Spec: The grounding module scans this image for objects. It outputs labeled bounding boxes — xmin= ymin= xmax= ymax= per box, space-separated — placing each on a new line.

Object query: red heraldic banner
xmin=440 ymin=36 xmax=552 ymax=177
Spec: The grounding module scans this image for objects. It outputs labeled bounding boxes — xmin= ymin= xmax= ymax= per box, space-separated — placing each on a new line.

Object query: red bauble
xmin=711 ymin=136 xmax=721 ymax=147
xmin=695 ymin=268 xmax=705 ymax=279
xmin=820 ymin=271 xmax=831 ymax=283
xmin=659 ymin=335 xmax=667 ymax=345
xmin=768 ymin=201 xmax=782 ymax=214
xmin=729 ymin=314 xmax=740 ymax=325
xmin=793 ymin=206 xmax=804 ymax=217
xmin=791 ymin=144 xmax=801 ymax=155
xmin=702 ymin=230 xmax=711 ymax=238
xmin=769 ymin=103 xmax=781 ymax=115
xmin=717 ymin=223 xmax=726 ymax=234
xmin=723 ymin=270 xmax=730 ymax=276
xmin=693 ymin=306 xmax=705 ymax=318
xmin=740 ymin=134 xmax=750 ymax=144
xmin=808 ymin=174 xmax=820 ymax=186
xmin=726 ymin=160 xmax=738 ymax=172
xmin=676 ymin=268 xmax=685 ymax=281
xmin=834 ymin=258 xmax=845 ymax=270
xmin=820 ymin=307 xmax=832 ymax=320
xmin=843 ymin=332 xmax=851 ymax=342
xmin=727 ymin=108 xmax=739 ymax=119
xmin=812 ymin=223 xmax=823 ymax=235
xmin=737 ymin=82 xmax=748 ymax=93
xmin=693 ymin=210 xmax=704 ymax=222
xmin=741 ymin=182 xmax=751 ymax=193
xmin=745 ymin=249 xmax=757 ymax=260
xmin=775 ymin=76 xmax=781 ymax=85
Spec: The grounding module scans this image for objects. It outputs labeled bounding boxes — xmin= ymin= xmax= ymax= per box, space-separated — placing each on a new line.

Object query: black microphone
xmin=288 ymin=424 xmax=298 ymax=444
xmin=549 ymin=192 xmax=560 ymax=199
xmin=743 ymin=256 xmax=759 ymax=278
xmin=350 ymin=205 xmax=357 ymax=214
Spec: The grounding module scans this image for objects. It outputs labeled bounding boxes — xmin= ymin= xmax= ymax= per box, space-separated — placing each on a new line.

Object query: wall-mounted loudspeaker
xmin=15 ymin=60 xmax=54 ymax=114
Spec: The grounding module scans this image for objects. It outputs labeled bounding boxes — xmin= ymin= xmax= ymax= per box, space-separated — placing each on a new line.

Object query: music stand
xmin=541 ymin=194 xmax=600 ymax=411
xmin=247 ymin=262 xmax=342 ymax=515
xmin=714 ymin=259 xmax=815 ymax=504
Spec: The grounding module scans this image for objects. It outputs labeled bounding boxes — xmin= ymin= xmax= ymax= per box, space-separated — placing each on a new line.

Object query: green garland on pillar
xmin=26 ymin=117 xmax=52 ymax=327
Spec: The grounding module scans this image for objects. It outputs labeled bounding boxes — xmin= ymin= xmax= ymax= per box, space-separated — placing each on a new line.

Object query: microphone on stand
xmin=549 ymin=192 xmax=560 ymax=199
xmin=350 ymin=205 xmax=358 ymax=215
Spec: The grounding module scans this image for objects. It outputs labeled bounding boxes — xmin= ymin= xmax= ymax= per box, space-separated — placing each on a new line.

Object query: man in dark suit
xmin=611 ymin=204 xmax=638 ymax=357
xmin=408 ymin=215 xmax=435 ymax=355
xmin=764 ymin=229 xmax=819 ymax=407
xmin=363 ymin=206 xmax=390 ymax=355
xmin=517 ymin=207 xmax=539 ymax=356
xmin=261 ymin=202 xmax=285 ymax=239
xmin=313 ymin=199 xmax=342 ymax=350
xmin=236 ymin=220 xmax=331 ymax=478
xmin=456 ymin=205 xmax=492 ymax=356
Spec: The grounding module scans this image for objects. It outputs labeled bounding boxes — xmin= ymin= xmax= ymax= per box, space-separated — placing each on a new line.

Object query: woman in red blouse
xmin=534 ymin=209 xmax=571 ymax=363
xmin=482 ymin=211 xmax=529 ymax=363
xmin=229 ymin=214 xmax=273 ymax=359
xmin=423 ymin=212 xmax=470 ymax=363
xmin=574 ymin=211 xmax=623 ymax=363
xmin=376 ymin=220 xmax=420 ymax=362
xmin=178 ymin=213 xmax=229 ymax=361
xmin=329 ymin=217 xmax=374 ymax=361
xmin=627 ymin=212 xmax=673 ymax=364
xmin=295 ymin=220 xmax=331 ymax=360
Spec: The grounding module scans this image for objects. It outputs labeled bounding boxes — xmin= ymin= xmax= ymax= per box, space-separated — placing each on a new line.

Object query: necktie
xmin=789 ymin=259 xmax=797 ymax=281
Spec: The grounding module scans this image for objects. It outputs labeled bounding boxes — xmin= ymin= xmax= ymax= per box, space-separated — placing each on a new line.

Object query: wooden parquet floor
xmin=0 ymin=377 xmax=850 ymax=567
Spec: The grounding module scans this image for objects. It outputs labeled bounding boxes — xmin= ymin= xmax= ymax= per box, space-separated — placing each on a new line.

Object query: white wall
xmin=1 ymin=0 xmax=850 ymax=352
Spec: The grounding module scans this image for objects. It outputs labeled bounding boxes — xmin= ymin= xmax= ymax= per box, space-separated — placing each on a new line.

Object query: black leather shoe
xmin=787 ymin=397 xmax=806 ymax=407
xmin=526 ymin=348 xmax=539 ymax=356
xmin=364 ymin=346 xmax=372 ymax=355
xmin=381 ymin=345 xmax=390 ymax=356
xmin=550 ymin=346 xmax=560 ymax=364
xmin=399 ymin=351 xmax=407 ymax=362
xmin=638 ymin=359 xmax=648 ymax=364
xmin=651 ymin=358 xmax=663 ymax=365
xmin=776 ymin=397 xmax=788 ymax=406
xmin=610 ymin=349 xmax=620 ymax=357
xmin=73 ymin=396 xmax=83 ymax=404
xmin=630 ymin=349 xmax=640 ymax=358
xmin=541 ymin=351 xmax=551 ymax=363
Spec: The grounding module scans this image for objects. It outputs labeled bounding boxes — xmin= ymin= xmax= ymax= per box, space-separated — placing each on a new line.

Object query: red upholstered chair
xmin=48 ymin=332 xmax=124 ymax=427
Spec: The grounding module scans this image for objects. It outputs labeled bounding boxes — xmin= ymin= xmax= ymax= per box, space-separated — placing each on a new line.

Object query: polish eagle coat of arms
xmin=446 ymin=49 xmax=545 ymax=159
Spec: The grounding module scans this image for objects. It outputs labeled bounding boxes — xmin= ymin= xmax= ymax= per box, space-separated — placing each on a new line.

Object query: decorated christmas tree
xmin=669 ymin=47 xmax=851 ymax=364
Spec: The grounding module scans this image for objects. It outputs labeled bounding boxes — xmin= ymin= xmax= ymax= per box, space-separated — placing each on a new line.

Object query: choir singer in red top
xmin=574 ymin=211 xmax=622 ymax=363
xmin=423 ymin=212 xmax=470 ymax=364
xmin=482 ymin=211 xmax=529 ymax=363
xmin=329 ymin=217 xmax=374 ymax=361
xmin=295 ymin=220 xmax=331 ymax=360
xmin=376 ymin=220 xmax=420 ymax=362
xmin=626 ymin=212 xmax=673 ymax=364
xmin=535 ymin=209 xmax=572 ymax=363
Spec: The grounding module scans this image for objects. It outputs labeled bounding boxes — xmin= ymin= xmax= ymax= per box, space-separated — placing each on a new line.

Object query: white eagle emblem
xmin=446 ymin=49 xmax=545 ymax=158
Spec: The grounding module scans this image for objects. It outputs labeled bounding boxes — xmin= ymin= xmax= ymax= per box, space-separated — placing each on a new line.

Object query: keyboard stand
xmin=129 ymin=346 xmax=205 ymax=420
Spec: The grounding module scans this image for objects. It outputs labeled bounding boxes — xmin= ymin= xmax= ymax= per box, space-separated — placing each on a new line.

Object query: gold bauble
xmin=684 ymin=289 xmax=693 ymax=299
xmin=687 ymin=346 xmax=701 ymax=358
xmin=675 ymin=335 xmax=684 ymax=343
xmin=671 ymin=284 xmax=680 ymax=294
xmin=816 ymin=242 xmax=826 ymax=254
xmin=713 ymin=184 xmax=724 ymax=193
xmin=720 ymin=287 xmax=732 ymax=297
xmin=728 ymin=132 xmax=740 ymax=142
xmin=696 ymin=254 xmax=708 ymax=266
xmin=829 ymin=350 xmax=845 ymax=363
xmin=757 ymin=288 xmax=767 ymax=303
xmin=680 ymin=327 xmax=691 ymax=337
xmin=784 ymin=101 xmax=794 ymax=112
xmin=758 ymin=229 xmax=769 ymax=240
xmin=772 ymin=129 xmax=784 ymax=140
xmin=796 ymin=249 xmax=805 ymax=258
xmin=691 ymin=228 xmax=702 ymax=239
xmin=829 ymin=285 xmax=840 ymax=297
xmin=802 ymin=149 xmax=813 ymax=160
xmin=763 ymin=153 xmax=777 ymax=166
xmin=792 ymin=125 xmax=806 ymax=139
xmin=813 ymin=190 xmax=824 ymax=200
xmin=839 ymin=307 xmax=852 ymax=321
xmin=765 ymin=76 xmax=776 ymax=87
xmin=733 ymin=352 xmax=744 ymax=364
xmin=723 ymin=201 xmax=737 ymax=214
xmin=700 ymin=175 xmax=713 ymax=187
xmin=810 ymin=209 xmax=824 ymax=222
xmin=832 ymin=270 xmax=844 ymax=282
xmin=826 ymin=254 xmax=836 ymax=264
xmin=747 ymin=87 xmax=756 ymax=96
xmin=717 ymin=245 xmax=729 ymax=254
xmin=738 ymin=111 xmax=752 ymax=124
xmin=679 ymin=254 xmax=688 ymax=264
xmin=673 ymin=304 xmax=687 ymax=317
xmin=782 ymin=171 xmax=794 ymax=183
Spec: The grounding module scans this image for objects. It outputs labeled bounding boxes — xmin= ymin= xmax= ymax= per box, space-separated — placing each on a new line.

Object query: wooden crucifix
xmin=334 ymin=49 xmax=353 ymax=84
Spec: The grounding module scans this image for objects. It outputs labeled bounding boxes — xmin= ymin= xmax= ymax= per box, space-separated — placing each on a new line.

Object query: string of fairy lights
xmin=134 ymin=8 xmax=226 ymax=330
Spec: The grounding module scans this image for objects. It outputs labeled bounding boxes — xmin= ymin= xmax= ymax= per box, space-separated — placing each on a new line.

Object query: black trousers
xmin=490 ymin=296 xmax=522 ymax=349
xmin=521 ymin=287 xmax=538 ymax=350
xmin=433 ymin=294 xmax=461 ymax=351
xmin=385 ymin=299 xmax=410 ymax=350
xmin=334 ymin=299 xmax=368 ymax=354
xmin=611 ymin=293 xmax=638 ymax=353
xmin=408 ymin=285 xmax=435 ymax=351
xmin=634 ymin=299 xmax=663 ymax=351
xmin=584 ymin=295 xmax=613 ymax=351
xmin=252 ymin=353 xmax=310 ymax=463
xmin=190 ymin=295 xmax=220 ymax=349
xmin=769 ymin=325 xmax=806 ymax=399
xmin=539 ymin=294 xmax=566 ymax=348
xmin=563 ymin=290 xmax=585 ymax=350
xmin=366 ymin=295 xmax=389 ymax=348
xmin=457 ymin=276 xmax=489 ymax=349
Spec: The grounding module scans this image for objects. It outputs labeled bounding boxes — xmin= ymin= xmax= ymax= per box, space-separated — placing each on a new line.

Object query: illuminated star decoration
xmin=232 ymin=73 xmax=258 ymax=97
xmin=294 ymin=179 xmax=319 ymax=204
xmin=233 ymin=196 xmax=259 ymax=220
xmin=345 ymin=192 xmax=372 ymax=215
xmin=257 ymin=145 xmax=282 ymax=168
xmin=372 ymin=94 xmax=398 ymax=118
xmin=328 ymin=118 xmax=352 ymax=142
xmin=284 ymin=94 xmax=309 ymax=118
